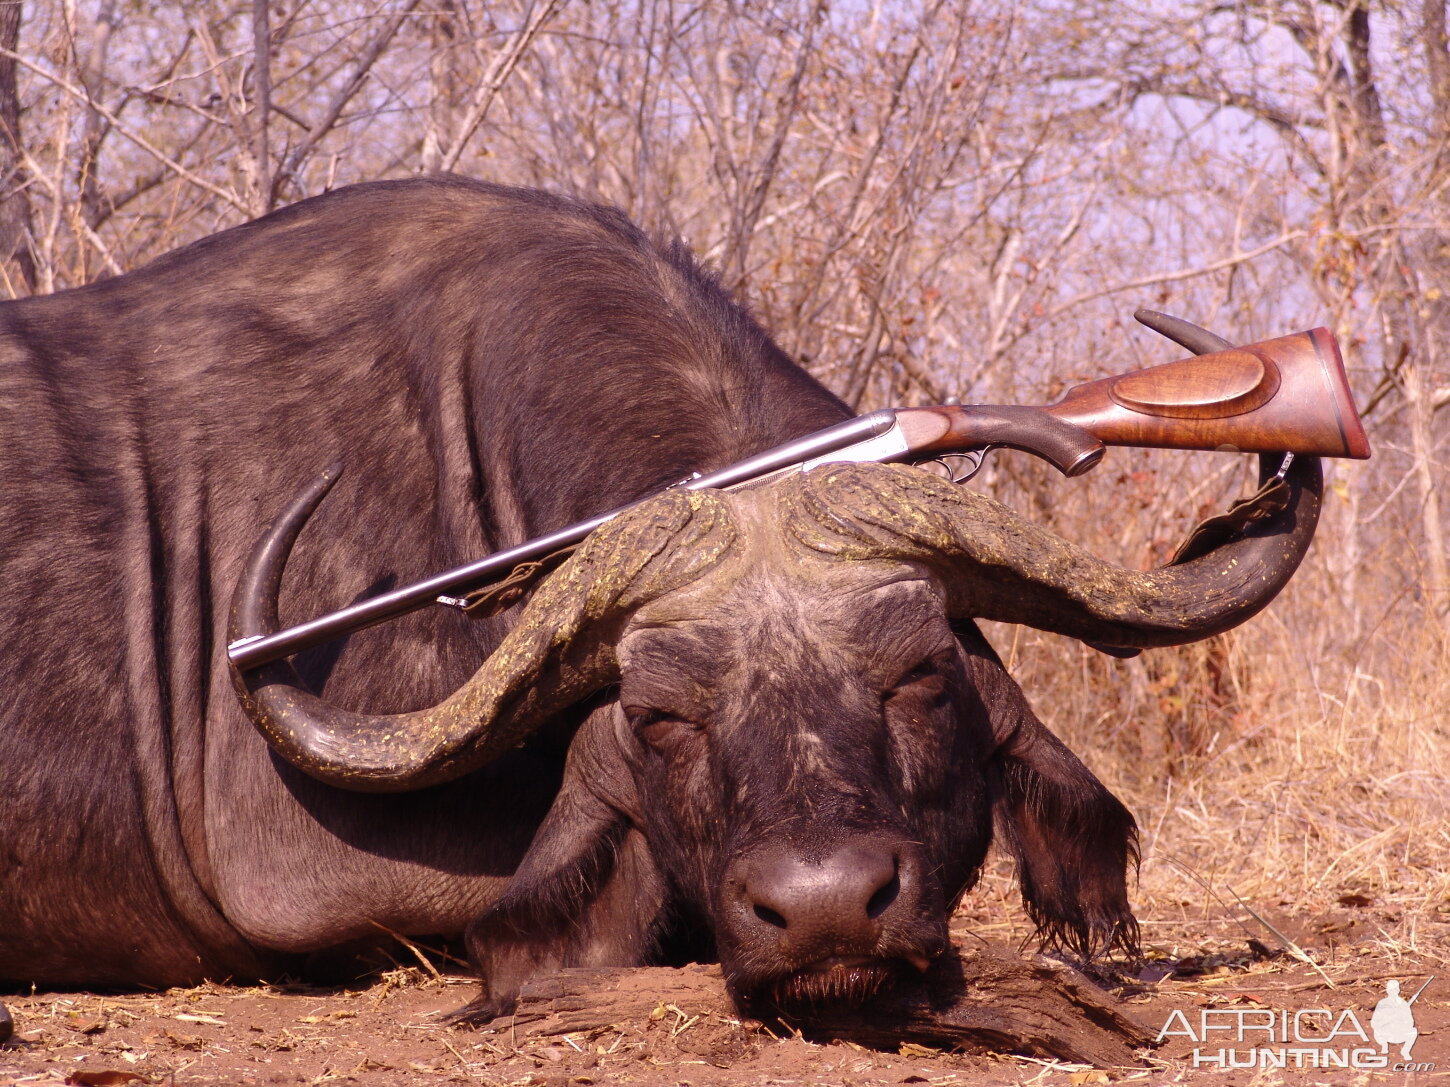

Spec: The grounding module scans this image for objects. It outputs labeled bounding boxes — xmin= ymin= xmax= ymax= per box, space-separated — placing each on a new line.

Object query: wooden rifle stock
xmin=889 ymin=329 xmax=1368 ymax=482
xmin=1043 ymin=327 xmax=1370 ymax=458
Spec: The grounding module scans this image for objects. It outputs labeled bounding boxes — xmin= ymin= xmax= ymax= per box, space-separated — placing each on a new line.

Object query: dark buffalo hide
xmin=0 ymin=178 xmax=1136 ymax=1015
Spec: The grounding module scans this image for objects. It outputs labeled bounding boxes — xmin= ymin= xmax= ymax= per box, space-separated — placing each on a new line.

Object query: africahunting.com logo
xmin=1157 ymin=976 xmax=1434 ymax=1071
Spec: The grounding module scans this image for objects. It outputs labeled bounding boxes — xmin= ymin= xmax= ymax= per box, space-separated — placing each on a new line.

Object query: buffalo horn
xmin=1132 ymin=308 xmax=1233 ymax=355
xmin=784 ymin=454 xmax=1320 ymax=650
xmin=229 ymin=471 xmax=737 ymax=791
xmin=787 ymin=314 xmax=1322 ymax=648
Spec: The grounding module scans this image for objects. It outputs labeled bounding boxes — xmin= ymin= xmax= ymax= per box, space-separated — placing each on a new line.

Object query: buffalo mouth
xmin=751 ymin=955 xmax=906 ymax=1014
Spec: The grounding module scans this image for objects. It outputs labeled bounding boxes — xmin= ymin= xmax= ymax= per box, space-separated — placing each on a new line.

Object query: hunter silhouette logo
xmin=1158 ymin=974 xmax=1436 ymax=1070
xmin=1372 ymin=978 xmax=1430 ymax=1060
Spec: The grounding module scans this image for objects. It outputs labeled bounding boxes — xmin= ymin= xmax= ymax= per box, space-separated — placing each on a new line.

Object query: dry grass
xmin=950 ymin=438 xmax=1449 ymax=975
xmin=972 ymin=552 xmax=1450 ymax=976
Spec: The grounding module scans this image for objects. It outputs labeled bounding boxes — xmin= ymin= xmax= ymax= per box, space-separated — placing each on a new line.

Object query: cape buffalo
xmin=0 ymin=177 xmax=1320 ymax=1018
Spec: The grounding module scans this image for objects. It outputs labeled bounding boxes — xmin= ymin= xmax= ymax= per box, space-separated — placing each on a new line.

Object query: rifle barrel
xmin=226 ymin=410 xmax=898 ymax=671
xmin=1408 ymin=976 xmax=1435 ymax=1005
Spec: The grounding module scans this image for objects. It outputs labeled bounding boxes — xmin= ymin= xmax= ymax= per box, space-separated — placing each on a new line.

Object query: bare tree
xmin=0 ymin=0 xmax=1442 ymax=779
xmin=0 ymin=0 xmax=33 ymax=294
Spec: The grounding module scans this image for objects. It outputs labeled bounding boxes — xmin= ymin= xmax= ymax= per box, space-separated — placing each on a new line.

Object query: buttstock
xmin=1045 ymin=329 xmax=1372 ymax=459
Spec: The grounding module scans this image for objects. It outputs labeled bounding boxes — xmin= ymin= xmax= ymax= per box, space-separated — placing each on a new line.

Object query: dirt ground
xmin=3 ymin=900 xmax=1444 ymax=1087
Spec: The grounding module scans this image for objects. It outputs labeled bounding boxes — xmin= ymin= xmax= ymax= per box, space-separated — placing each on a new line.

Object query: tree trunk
xmin=252 ymin=0 xmax=272 ymax=214
xmin=506 ymin=947 xmax=1152 ymax=1068
xmin=0 ymin=0 xmax=34 ymax=295
xmin=421 ymin=0 xmax=459 ymax=174
xmin=76 ymin=0 xmax=118 ymax=231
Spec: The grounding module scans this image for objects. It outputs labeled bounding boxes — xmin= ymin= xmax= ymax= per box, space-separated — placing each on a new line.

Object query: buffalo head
xmin=230 ymin=454 xmax=1320 ymax=1017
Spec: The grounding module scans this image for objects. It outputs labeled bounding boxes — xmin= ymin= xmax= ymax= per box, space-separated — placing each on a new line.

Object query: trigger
xmin=932 ymin=448 xmax=989 ymax=483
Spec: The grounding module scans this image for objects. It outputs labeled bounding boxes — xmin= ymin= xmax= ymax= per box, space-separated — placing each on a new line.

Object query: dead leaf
xmin=1247 ymin=938 xmax=1283 ymax=961
xmin=1137 ymin=962 xmax=1174 ymax=983
xmin=1069 ymin=1072 xmax=1110 ymax=1085
xmin=898 ymin=1042 xmax=938 ymax=1058
xmin=64 ymin=1015 xmax=106 ymax=1034
xmin=1225 ymin=994 xmax=1270 ymax=1008
xmin=64 ymin=1072 xmax=145 ymax=1087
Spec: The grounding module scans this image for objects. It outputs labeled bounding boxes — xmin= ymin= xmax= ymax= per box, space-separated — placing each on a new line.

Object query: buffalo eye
xmin=885 ymin=648 xmax=954 ymax=706
xmin=623 ymin=705 xmax=701 ymax=749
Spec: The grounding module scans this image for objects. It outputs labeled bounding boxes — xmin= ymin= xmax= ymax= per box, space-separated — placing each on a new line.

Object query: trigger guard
xmin=933 ymin=449 xmax=989 ymax=483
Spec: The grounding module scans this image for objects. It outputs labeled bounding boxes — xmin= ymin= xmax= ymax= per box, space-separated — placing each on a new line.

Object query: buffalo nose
xmin=743 ymin=842 xmax=901 ymax=949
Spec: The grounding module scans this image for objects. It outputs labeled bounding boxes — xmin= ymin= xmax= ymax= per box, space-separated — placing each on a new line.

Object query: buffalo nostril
xmin=742 ymin=842 xmax=903 ymax=944
xmin=753 ymin=903 xmax=788 ymax=929
xmin=865 ymin=870 xmax=900 ymax=920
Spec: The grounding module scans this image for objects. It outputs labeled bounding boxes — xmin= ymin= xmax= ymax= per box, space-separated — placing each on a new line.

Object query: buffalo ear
xmin=990 ymin=730 xmax=1140 ymax=959
xmin=453 ymin=705 xmax=667 ymax=1023
xmin=955 ymin=625 xmax=1140 ymax=961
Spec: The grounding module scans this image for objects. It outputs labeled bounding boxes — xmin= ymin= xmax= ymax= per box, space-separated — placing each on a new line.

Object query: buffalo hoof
xmin=442 ymin=994 xmax=516 ymax=1027
xmin=0 ymin=1001 xmax=13 ymax=1044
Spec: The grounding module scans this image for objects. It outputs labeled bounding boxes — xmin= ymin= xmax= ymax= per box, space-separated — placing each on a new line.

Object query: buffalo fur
xmin=0 ymin=177 xmax=1137 ymax=1006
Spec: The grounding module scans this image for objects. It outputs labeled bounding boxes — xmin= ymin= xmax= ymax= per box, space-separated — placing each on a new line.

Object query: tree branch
xmin=0 ymin=0 xmax=34 ymax=293
xmin=252 ymin=0 xmax=272 ymax=213
xmin=276 ymin=0 xmax=423 ymax=199
xmin=438 ymin=0 xmax=561 ymax=173
xmin=0 ymin=46 xmax=247 ymax=214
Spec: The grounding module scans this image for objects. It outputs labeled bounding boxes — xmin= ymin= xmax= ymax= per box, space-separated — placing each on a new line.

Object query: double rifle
xmin=227 ymin=312 xmax=1371 ymax=673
